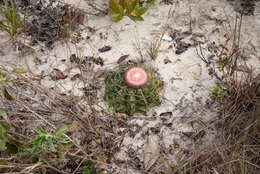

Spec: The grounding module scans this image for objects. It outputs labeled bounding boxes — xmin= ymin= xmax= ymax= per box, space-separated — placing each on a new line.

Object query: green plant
xmin=0 ymin=121 xmax=21 ymax=154
xmin=79 ymin=160 xmax=100 ymax=174
xmin=0 ymin=121 xmax=10 ymax=151
xmin=30 ymin=125 xmax=72 ymax=159
xmin=0 ymin=71 xmax=13 ymax=104
xmin=105 ymin=64 xmax=163 ymax=115
xmin=169 ymin=165 xmax=180 ymax=174
xmin=210 ymin=86 xmax=227 ymax=102
xmin=0 ymin=0 xmax=22 ymax=38
xmin=108 ymin=0 xmax=155 ymax=22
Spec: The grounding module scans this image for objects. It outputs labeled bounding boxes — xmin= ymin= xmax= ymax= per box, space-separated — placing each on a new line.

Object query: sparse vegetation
xmin=0 ymin=0 xmax=259 ymax=173
xmin=177 ymin=4 xmax=260 ymax=173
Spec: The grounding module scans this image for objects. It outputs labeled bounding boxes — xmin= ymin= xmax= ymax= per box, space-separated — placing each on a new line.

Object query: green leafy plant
xmin=0 ymin=121 xmax=10 ymax=151
xmin=79 ymin=160 xmax=100 ymax=174
xmin=169 ymin=165 xmax=180 ymax=174
xmin=0 ymin=71 xmax=13 ymax=104
xmin=0 ymin=121 xmax=21 ymax=154
xmin=108 ymin=0 xmax=155 ymax=22
xmin=105 ymin=64 xmax=163 ymax=115
xmin=0 ymin=0 xmax=22 ymax=38
xmin=30 ymin=125 xmax=72 ymax=159
xmin=210 ymin=86 xmax=227 ymax=102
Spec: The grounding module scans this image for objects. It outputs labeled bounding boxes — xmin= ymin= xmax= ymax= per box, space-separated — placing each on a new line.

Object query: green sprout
xmin=210 ymin=86 xmax=227 ymax=103
xmin=30 ymin=125 xmax=72 ymax=159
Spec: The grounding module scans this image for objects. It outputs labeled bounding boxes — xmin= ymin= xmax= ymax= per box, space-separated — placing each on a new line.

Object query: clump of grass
xmin=148 ymin=37 xmax=162 ymax=60
xmin=105 ymin=63 xmax=163 ymax=115
xmin=0 ymin=0 xmax=22 ymax=39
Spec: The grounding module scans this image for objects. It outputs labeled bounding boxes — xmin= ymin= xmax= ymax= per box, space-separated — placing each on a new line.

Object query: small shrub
xmin=105 ymin=64 xmax=163 ymax=115
xmin=108 ymin=0 xmax=155 ymax=22
xmin=30 ymin=125 xmax=72 ymax=160
xmin=210 ymin=86 xmax=227 ymax=102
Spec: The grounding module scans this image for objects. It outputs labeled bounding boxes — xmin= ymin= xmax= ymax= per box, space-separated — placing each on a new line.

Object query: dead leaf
xmin=53 ymin=68 xmax=67 ymax=80
xmin=12 ymin=68 xmax=28 ymax=74
xmin=71 ymin=74 xmax=82 ymax=81
xmin=103 ymin=155 xmax=108 ymax=163
xmin=32 ymin=75 xmax=42 ymax=81
xmin=143 ymin=135 xmax=160 ymax=171
xmin=117 ymin=55 xmax=129 ymax=64
xmin=193 ymin=72 xmax=198 ymax=80
xmin=168 ymin=45 xmax=173 ymax=49
xmin=159 ymin=112 xmax=172 ymax=117
xmin=94 ymin=125 xmax=101 ymax=132
xmin=98 ymin=46 xmax=112 ymax=53
xmin=76 ymin=12 xmax=84 ymax=25
xmin=182 ymin=132 xmax=195 ymax=137
xmin=115 ymin=112 xmax=121 ymax=119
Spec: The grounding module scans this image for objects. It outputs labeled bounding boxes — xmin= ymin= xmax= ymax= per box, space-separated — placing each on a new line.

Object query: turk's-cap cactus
xmin=104 ymin=64 xmax=163 ymax=115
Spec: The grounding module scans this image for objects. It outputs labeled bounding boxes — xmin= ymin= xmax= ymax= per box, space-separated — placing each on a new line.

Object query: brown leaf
xmin=117 ymin=55 xmax=129 ymax=64
xmin=32 ymin=75 xmax=42 ymax=81
xmin=182 ymin=132 xmax=195 ymax=137
xmin=53 ymin=68 xmax=67 ymax=80
xmin=159 ymin=112 xmax=172 ymax=117
xmin=98 ymin=46 xmax=112 ymax=53
xmin=76 ymin=12 xmax=84 ymax=25
xmin=168 ymin=45 xmax=173 ymax=49
xmin=71 ymin=74 xmax=82 ymax=81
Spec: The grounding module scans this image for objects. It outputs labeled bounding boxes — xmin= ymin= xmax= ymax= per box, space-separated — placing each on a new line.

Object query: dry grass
xmin=148 ymin=36 xmax=162 ymax=60
xmin=176 ymin=71 xmax=260 ymax=174
xmin=0 ymin=71 xmax=122 ymax=173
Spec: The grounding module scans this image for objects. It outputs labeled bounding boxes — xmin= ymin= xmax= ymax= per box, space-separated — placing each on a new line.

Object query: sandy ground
xmin=0 ymin=0 xmax=260 ymax=173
